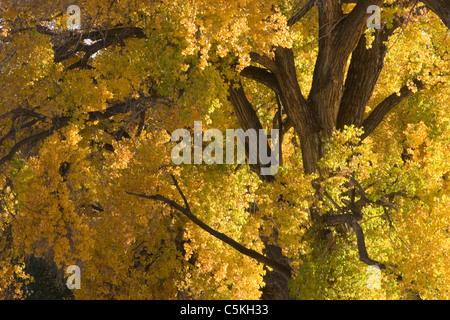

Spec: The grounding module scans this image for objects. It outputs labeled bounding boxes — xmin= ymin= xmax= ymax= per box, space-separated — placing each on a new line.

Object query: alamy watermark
xmin=66 ymin=264 xmax=81 ymax=290
xmin=367 ymin=5 xmax=381 ymax=30
xmin=67 ymin=5 xmax=81 ymax=30
xmin=66 ymin=4 xmax=381 ymax=31
xmin=366 ymin=265 xmax=381 ymax=290
xmin=171 ymin=121 xmax=280 ymax=176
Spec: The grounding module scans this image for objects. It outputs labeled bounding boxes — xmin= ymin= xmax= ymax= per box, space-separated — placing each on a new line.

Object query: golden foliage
xmin=0 ymin=0 xmax=448 ymax=300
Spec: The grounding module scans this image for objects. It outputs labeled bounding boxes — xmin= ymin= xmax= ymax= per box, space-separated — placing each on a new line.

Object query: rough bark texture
xmin=337 ymin=18 xmax=401 ymax=129
xmin=234 ymin=0 xmax=431 ymax=299
xmin=261 ymin=243 xmax=293 ymax=300
xmin=6 ymin=0 xmax=447 ymax=301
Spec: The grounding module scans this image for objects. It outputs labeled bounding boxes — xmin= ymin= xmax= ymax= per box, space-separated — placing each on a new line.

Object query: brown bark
xmin=273 ymin=46 xmax=322 ymax=174
xmin=420 ymin=0 xmax=450 ymax=27
xmin=240 ymin=66 xmax=281 ymax=95
xmin=337 ymin=19 xmax=401 ymax=130
xmin=288 ymin=0 xmax=316 ymax=27
xmin=227 ymin=83 xmax=275 ymax=182
xmin=308 ymin=0 xmax=383 ymax=136
xmin=361 ymin=80 xmax=424 ymax=139
xmin=126 ymin=175 xmax=293 ymax=279
xmin=234 ymin=0 xmax=412 ymax=299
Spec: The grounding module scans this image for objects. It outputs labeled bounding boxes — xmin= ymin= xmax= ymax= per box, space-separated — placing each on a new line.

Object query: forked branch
xmin=361 ymin=80 xmax=425 ymax=139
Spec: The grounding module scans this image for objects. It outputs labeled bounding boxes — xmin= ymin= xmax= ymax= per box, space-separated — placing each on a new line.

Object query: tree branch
xmin=320 ymin=176 xmax=395 ymax=268
xmin=240 ymin=66 xmax=281 ymax=95
xmin=411 ymin=0 xmax=450 ymax=28
xmin=340 ymin=0 xmax=384 ymax=43
xmin=320 ymin=175 xmax=421 ymax=269
xmin=348 ymin=219 xmax=385 ymax=268
xmin=126 ymin=177 xmax=293 ymax=279
xmin=0 ymin=96 xmax=167 ymax=167
xmin=249 ymin=52 xmax=278 ymax=73
xmin=0 ymin=116 xmax=70 ymax=167
xmin=321 ymin=212 xmax=384 ymax=268
xmin=227 ymin=82 xmax=275 ymax=182
xmin=36 ymin=25 xmax=146 ymax=69
xmin=308 ymin=0 xmax=382 ymax=137
xmin=361 ymin=79 xmax=424 ymax=140
xmin=170 ymin=174 xmax=191 ymax=212
xmin=337 ymin=16 xmax=403 ymax=130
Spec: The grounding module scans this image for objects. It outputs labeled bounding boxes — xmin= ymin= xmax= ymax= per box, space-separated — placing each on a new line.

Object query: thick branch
xmin=308 ymin=0 xmax=382 ymax=136
xmin=0 ymin=96 xmax=166 ymax=167
xmin=348 ymin=219 xmax=385 ymax=268
xmin=247 ymin=46 xmax=320 ymax=174
xmin=0 ymin=116 xmax=70 ymax=167
xmin=288 ymin=0 xmax=316 ymax=27
xmin=228 ymin=84 xmax=264 ymax=133
xmin=249 ymin=52 xmax=278 ymax=73
xmin=273 ymin=46 xmax=322 ymax=174
xmin=321 ymin=176 xmax=416 ymax=269
xmin=126 ymin=176 xmax=293 ymax=279
xmin=340 ymin=0 xmax=384 ymax=42
xmin=228 ymin=83 xmax=275 ymax=182
xmin=240 ymin=66 xmax=281 ymax=95
xmin=322 ymin=212 xmax=384 ymax=268
xmin=337 ymin=17 xmax=402 ymax=130
xmin=361 ymin=80 xmax=424 ymax=139
xmin=321 ymin=212 xmax=360 ymax=225
xmin=420 ymin=0 xmax=450 ymax=28
xmin=36 ymin=25 xmax=146 ymax=69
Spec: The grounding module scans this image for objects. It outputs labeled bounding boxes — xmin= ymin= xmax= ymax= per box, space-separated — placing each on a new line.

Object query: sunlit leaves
xmin=0 ymin=0 xmax=448 ymax=300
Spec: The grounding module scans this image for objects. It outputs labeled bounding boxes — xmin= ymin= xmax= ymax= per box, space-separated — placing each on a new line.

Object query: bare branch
xmin=170 ymin=174 xmax=191 ymax=213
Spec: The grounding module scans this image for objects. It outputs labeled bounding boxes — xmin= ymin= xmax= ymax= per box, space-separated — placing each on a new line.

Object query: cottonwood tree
xmin=0 ymin=0 xmax=449 ymax=299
